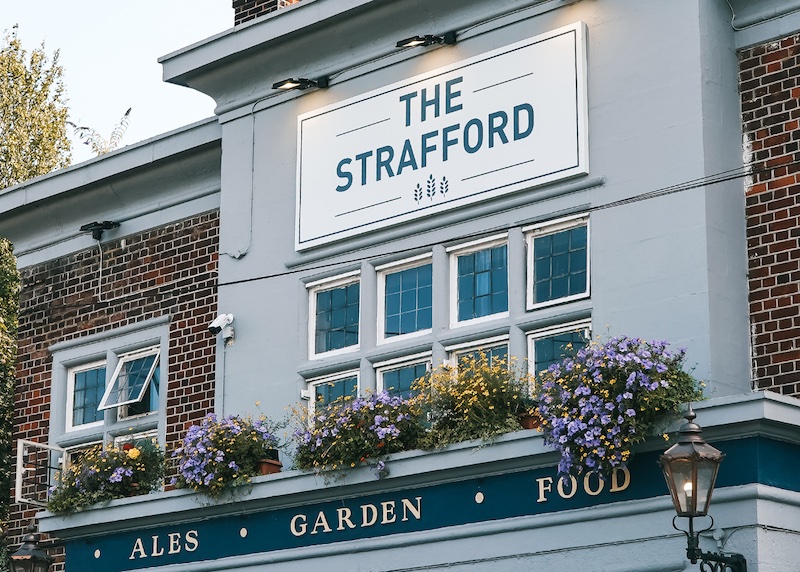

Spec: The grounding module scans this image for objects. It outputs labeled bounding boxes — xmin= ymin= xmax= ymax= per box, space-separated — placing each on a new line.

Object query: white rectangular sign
xmin=296 ymin=22 xmax=588 ymax=250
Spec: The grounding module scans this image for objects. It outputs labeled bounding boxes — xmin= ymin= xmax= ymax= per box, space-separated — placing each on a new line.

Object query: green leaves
xmin=0 ymin=25 xmax=71 ymax=190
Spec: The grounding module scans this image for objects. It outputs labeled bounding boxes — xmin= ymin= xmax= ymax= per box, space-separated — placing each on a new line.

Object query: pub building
xmin=2 ymin=0 xmax=800 ymax=570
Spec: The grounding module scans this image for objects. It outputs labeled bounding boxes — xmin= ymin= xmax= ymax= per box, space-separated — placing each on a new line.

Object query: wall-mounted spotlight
xmin=271 ymin=77 xmax=329 ymax=90
xmin=79 ymin=221 xmax=120 ymax=241
xmin=396 ymin=31 xmax=457 ymax=48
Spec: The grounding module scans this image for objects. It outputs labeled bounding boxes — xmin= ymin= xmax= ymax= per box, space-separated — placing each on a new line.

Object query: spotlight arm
xmin=674 ymin=516 xmax=747 ymax=572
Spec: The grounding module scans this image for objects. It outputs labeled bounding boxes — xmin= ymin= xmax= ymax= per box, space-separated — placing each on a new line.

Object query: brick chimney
xmin=233 ymin=0 xmax=302 ymax=25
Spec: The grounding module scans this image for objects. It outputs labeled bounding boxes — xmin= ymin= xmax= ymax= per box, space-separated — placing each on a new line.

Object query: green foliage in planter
xmin=47 ymin=438 xmax=165 ymax=514
xmin=412 ymin=352 xmax=538 ymax=448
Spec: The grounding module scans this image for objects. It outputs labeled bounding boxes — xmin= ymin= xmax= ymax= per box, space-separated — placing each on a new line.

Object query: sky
xmin=4 ymin=1 xmax=233 ymax=164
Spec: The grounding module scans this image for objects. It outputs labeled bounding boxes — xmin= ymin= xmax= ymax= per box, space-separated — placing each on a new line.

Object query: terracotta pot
xmin=518 ymin=414 xmax=540 ymax=430
xmin=256 ymin=459 xmax=283 ymax=475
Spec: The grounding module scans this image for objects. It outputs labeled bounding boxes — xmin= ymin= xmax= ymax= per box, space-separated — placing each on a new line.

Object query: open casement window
xmin=98 ymin=346 xmax=160 ymax=412
xmin=15 ymin=440 xmax=67 ymax=507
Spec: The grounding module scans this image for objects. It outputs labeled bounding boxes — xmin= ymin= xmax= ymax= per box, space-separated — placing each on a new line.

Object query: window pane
xmin=457 ymin=345 xmax=509 ymax=367
xmin=383 ymin=264 xmax=432 ymax=338
xmin=457 ymin=245 xmax=508 ymax=321
xmin=116 ymin=355 xmax=157 ymax=404
xmin=534 ymin=330 xmax=589 ymax=374
xmin=383 ymin=363 xmax=427 ymax=399
xmin=72 ymin=366 xmax=106 ymax=426
xmin=315 ymin=376 xmax=358 ymax=409
xmin=315 ymin=282 xmax=360 ymax=353
xmin=533 ymin=226 xmax=588 ymax=304
xmin=127 ymin=365 xmax=160 ymax=417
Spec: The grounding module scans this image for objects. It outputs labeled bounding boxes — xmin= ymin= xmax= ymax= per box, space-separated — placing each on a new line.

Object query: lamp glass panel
xmin=663 ymin=457 xmax=696 ymax=515
xmin=694 ymin=457 xmax=720 ymax=516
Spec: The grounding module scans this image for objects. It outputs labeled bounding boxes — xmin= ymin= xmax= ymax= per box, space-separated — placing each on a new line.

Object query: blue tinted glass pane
xmin=552 ymin=253 xmax=568 ymax=277
xmin=316 ymin=283 xmax=360 ymax=352
xmin=475 ymin=272 xmax=490 ymax=296
xmin=458 ymin=254 xmax=473 ymax=275
xmin=386 ymin=273 xmax=401 ymax=294
xmin=572 ymin=271 xmax=587 ymax=293
xmin=418 ymin=285 xmax=432 ymax=308
xmin=551 ymin=276 xmax=568 ymax=299
xmin=385 ymin=315 xmax=401 ymax=337
xmin=417 ymin=307 xmax=432 ymax=330
xmin=492 ymin=245 xmax=507 ymax=269
xmin=386 ymin=293 xmax=401 ymax=315
xmin=551 ymin=231 xmax=569 ymax=255
xmin=458 ymin=300 xmax=473 ymax=322
xmin=571 ymin=225 xmax=587 ymax=247
xmin=400 ymin=291 xmax=416 ymax=312
xmin=534 ymin=235 xmax=551 ymax=258
xmin=535 ymin=257 xmax=551 ymax=280
xmin=400 ymin=312 xmax=416 ymax=333
xmin=458 ymin=275 xmax=474 ymax=298
xmin=418 ymin=265 xmax=432 ymax=286
xmin=475 ymin=250 xmax=491 ymax=272
xmin=570 ymin=251 xmax=587 ymax=272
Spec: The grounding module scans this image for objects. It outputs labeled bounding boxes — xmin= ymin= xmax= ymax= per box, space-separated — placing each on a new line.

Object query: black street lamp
xmin=9 ymin=523 xmax=53 ymax=572
xmin=659 ymin=407 xmax=747 ymax=572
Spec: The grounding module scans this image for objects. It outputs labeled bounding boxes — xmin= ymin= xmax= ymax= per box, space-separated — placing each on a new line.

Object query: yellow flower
xmin=127 ymin=448 xmax=141 ymax=460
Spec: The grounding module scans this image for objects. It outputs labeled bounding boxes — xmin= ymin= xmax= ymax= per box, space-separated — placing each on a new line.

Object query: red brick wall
xmin=9 ymin=210 xmax=219 ymax=567
xmin=740 ymin=35 xmax=800 ymax=395
xmin=233 ymin=0 xmax=302 ymax=25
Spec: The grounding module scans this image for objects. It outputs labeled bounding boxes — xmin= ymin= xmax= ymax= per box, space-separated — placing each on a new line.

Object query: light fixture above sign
xmin=396 ymin=32 xmax=457 ymax=48
xmin=272 ymin=77 xmax=329 ymax=91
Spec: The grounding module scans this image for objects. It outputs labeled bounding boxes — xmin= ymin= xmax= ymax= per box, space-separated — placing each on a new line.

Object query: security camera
xmin=209 ymin=314 xmax=234 ymax=335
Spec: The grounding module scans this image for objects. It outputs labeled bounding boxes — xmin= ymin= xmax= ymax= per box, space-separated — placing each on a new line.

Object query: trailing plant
xmin=412 ymin=352 xmax=538 ymax=449
xmin=293 ymin=392 xmax=423 ymax=474
xmin=536 ymin=336 xmax=703 ymax=478
xmin=171 ymin=413 xmax=281 ymax=498
xmin=47 ymin=438 xmax=165 ymax=514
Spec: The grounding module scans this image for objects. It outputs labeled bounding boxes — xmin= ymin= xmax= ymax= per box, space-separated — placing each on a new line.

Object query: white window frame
xmin=447 ymin=233 xmax=510 ymax=328
xmin=304 ymin=370 xmax=360 ymax=416
xmin=445 ymin=334 xmax=511 ymax=368
xmin=377 ymin=254 xmax=434 ymax=344
xmin=65 ymin=359 xmax=107 ymax=432
xmin=527 ymin=319 xmax=592 ymax=376
xmin=113 ymin=429 xmax=158 ymax=448
xmin=98 ymin=346 xmax=161 ymax=412
xmin=307 ymin=271 xmax=361 ymax=359
xmin=375 ymin=352 xmax=432 ymax=397
xmin=524 ymin=214 xmax=590 ymax=311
